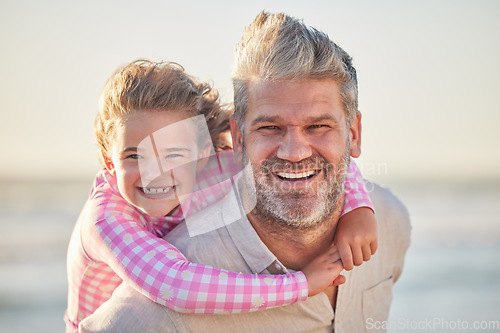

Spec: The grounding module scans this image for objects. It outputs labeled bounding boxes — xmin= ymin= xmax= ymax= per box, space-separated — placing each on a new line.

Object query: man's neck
xmin=246 ymin=197 xmax=344 ymax=271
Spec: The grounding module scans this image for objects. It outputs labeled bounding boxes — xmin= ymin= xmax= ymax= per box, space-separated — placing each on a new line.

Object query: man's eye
xmin=259 ymin=125 xmax=279 ymax=130
xmin=126 ymin=154 xmax=143 ymax=159
xmin=309 ymin=124 xmax=329 ymax=129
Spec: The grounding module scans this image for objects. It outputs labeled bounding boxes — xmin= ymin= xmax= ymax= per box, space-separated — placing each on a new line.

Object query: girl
xmin=65 ymin=60 xmax=376 ymax=331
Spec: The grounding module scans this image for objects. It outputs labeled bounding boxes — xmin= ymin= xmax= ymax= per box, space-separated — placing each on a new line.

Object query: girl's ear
xmin=101 ymin=149 xmax=115 ymax=175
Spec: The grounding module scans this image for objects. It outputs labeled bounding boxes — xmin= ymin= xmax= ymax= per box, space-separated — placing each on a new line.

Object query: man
xmin=80 ymin=11 xmax=411 ymax=332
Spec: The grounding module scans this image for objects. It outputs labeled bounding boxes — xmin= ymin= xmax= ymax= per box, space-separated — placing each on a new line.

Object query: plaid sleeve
xmin=342 ymin=159 xmax=374 ymax=216
xmin=88 ymin=202 xmax=308 ymax=314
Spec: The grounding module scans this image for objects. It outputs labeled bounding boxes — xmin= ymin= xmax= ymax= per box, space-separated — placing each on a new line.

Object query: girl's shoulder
xmin=196 ymin=151 xmax=241 ymax=187
xmin=85 ymin=169 xmax=147 ymax=227
xmin=178 ymin=151 xmax=242 ymax=219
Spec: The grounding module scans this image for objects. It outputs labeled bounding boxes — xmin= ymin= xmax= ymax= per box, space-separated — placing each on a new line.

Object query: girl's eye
xmin=126 ymin=154 xmax=143 ymax=159
xmin=165 ymin=154 xmax=183 ymax=159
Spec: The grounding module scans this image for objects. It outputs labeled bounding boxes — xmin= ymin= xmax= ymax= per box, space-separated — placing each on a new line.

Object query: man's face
xmin=231 ymin=79 xmax=361 ymax=228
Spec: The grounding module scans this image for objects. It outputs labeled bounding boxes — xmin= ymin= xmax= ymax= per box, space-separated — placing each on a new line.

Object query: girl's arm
xmin=83 ymin=205 xmax=309 ymax=314
xmin=341 ymin=159 xmax=374 ymax=215
xmin=336 ymin=159 xmax=378 ymax=270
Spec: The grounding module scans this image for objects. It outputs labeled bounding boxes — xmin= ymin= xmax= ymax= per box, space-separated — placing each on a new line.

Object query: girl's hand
xmin=302 ymin=244 xmax=345 ymax=297
xmin=334 ymin=207 xmax=378 ymax=271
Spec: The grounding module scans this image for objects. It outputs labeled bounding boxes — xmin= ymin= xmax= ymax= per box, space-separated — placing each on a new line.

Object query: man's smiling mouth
xmin=275 ymin=170 xmax=319 ymax=181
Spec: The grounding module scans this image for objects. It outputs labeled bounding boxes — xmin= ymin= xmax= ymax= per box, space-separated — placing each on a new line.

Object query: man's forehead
xmin=247 ymin=78 xmax=340 ymax=97
xmin=246 ymin=78 xmax=345 ymax=122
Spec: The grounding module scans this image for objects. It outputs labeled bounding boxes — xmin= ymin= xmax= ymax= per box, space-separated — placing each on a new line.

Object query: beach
xmin=0 ymin=178 xmax=499 ymax=332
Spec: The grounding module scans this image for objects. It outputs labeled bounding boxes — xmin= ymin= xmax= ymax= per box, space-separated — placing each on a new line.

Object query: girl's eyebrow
xmin=121 ymin=147 xmax=138 ymax=153
xmin=163 ymin=147 xmax=191 ymax=153
xmin=121 ymin=147 xmax=192 ymax=155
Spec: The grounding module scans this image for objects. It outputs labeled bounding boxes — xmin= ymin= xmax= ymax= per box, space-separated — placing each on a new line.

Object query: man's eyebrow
xmin=250 ymin=115 xmax=282 ymax=126
xmin=304 ymin=114 xmax=342 ymax=124
xmin=250 ymin=114 xmax=341 ymax=126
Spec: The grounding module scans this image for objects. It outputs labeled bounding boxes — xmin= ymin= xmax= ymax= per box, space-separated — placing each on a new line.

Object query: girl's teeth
xmin=276 ymin=170 xmax=316 ymax=179
xmin=143 ymin=187 xmax=173 ymax=194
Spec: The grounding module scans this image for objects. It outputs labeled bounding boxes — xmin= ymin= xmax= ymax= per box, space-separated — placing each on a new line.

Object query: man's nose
xmin=276 ymin=127 xmax=312 ymax=162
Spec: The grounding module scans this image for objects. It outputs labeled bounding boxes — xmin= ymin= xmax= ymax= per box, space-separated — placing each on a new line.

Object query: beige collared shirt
xmin=80 ymin=181 xmax=411 ymax=333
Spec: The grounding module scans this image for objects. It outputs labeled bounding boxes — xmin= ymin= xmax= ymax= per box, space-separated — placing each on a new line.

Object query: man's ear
xmin=101 ymin=149 xmax=116 ymax=175
xmin=230 ymin=117 xmax=244 ymax=163
xmin=350 ymin=112 xmax=362 ymax=158
xmin=230 ymin=117 xmax=243 ymax=153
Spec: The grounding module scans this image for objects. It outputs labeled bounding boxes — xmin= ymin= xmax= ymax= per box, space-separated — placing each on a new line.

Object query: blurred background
xmin=1 ymin=0 xmax=499 ymax=332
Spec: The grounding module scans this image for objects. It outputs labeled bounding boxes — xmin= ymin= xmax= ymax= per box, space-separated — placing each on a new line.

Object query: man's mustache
xmin=258 ymin=156 xmax=334 ymax=174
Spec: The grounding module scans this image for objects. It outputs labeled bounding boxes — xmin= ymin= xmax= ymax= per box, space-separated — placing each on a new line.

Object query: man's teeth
xmin=142 ymin=187 xmax=173 ymax=194
xmin=276 ymin=170 xmax=317 ymax=180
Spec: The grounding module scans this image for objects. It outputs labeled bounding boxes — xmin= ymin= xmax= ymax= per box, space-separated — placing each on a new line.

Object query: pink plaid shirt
xmin=65 ymin=153 xmax=372 ymax=331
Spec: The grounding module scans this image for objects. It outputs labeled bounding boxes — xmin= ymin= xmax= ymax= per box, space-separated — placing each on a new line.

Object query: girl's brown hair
xmin=95 ymin=60 xmax=230 ymax=164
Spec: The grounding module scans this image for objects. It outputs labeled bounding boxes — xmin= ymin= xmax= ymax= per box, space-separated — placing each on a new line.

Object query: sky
xmin=1 ymin=0 xmax=499 ymax=183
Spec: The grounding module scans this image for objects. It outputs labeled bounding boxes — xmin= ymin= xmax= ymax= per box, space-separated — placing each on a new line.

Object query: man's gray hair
xmin=232 ymin=11 xmax=358 ymax=129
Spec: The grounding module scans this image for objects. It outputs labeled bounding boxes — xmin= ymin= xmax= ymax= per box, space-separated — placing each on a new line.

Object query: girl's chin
xmin=139 ymin=203 xmax=179 ymax=218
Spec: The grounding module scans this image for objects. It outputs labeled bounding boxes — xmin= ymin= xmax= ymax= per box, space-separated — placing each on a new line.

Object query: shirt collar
xmin=222 ymin=173 xmax=285 ymax=274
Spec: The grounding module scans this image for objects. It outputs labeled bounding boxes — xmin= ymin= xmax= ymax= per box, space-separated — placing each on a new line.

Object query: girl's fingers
xmin=370 ymin=239 xmax=378 ymax=255
xmin=362 ymin=244 xmax=371 ymax=262
xmin=351 ymin=245 xmax=363 ymax=266
xmin=332 ymin=274 xmax=346 ymax=286
xmin=337 ymin=242 xmax=353 ymax=271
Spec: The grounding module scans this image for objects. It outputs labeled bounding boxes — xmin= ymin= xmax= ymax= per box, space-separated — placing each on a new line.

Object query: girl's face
xmin=105 ymin=110 xmax=207 ymax=217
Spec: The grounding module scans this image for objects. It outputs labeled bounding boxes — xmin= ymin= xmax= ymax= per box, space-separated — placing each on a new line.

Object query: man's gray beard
xmin=242 ymin=142 xmax=351 ymax=230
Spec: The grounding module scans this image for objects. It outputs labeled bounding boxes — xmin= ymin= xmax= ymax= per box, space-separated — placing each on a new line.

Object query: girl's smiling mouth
xmin=138 ymin=186 xmax=176 ymax=199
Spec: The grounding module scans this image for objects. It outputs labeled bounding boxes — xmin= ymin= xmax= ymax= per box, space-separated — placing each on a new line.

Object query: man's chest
xmin=324 ymin=285 xmax=338 ymax=311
